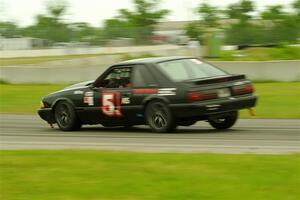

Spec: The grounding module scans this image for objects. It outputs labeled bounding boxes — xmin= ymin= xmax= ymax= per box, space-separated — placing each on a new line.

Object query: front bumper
xmin=37 ymin=108 xmax=55 ymax=123
xmin=170 ymin=94 xmax=257 ymax=120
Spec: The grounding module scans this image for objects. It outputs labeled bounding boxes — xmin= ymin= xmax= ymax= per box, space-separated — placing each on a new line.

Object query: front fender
xmin=51 ymin=98 xmax=75 ymax=109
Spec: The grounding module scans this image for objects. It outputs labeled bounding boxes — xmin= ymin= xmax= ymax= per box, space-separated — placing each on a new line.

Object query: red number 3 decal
xmin=102 ymin=92 xmax=122 ymax=117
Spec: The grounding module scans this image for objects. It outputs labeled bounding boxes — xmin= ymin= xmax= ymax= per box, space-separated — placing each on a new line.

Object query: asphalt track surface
xmin=0 ymin=114 xmax=299 ymax=154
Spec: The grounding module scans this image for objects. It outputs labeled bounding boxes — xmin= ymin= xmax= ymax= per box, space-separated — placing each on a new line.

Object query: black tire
xmin=145 ymin=101 xmax=176 ymax=133
xmin=54 ymin=101 xmax=82 ymax=131
xmin=177 ymin=120 xmax=197 ymax=127
xmin=208 ymin=111 xmax=238 ymax=130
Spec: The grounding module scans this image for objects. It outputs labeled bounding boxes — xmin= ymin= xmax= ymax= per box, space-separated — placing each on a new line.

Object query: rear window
xmin=157 ymin=59 xmax=227 ymax=82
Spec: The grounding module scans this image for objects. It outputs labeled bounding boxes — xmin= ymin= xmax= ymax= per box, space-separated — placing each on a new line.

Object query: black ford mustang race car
xmin=38 ymin=56 xmax=257 ymax=133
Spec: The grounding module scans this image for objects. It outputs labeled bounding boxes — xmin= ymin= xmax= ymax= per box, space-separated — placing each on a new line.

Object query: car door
xmin=92 ymin=66 xmax=135 ymax=124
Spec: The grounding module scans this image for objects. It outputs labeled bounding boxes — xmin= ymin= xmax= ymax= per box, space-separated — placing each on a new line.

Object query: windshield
xmin=157 ymin=59 xmax=227 ymax=82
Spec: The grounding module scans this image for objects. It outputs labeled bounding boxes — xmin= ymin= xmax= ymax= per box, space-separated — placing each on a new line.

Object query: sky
xmin=0 ymin=0 xmax=296 ymax=27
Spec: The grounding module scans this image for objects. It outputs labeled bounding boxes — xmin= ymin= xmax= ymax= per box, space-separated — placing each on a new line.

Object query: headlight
xmin=40 ymin=101 xmax=45 ymax=109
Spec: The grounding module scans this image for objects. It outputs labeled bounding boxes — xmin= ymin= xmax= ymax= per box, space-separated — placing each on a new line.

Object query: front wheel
xmin=145 ymin=101 xmax=176 ymax=133
xmin=54 ymin=101 xmax=82 ymax=131
xmin=208 ymin=111 xmax=238 ymax=130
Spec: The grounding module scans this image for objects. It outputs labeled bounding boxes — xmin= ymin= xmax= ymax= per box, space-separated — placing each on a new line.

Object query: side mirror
xmin=89 ymin=82 xmax=97 ymax=90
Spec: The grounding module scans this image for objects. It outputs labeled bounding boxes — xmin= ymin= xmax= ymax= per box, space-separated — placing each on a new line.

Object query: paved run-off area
xmin=0 ymin=114 xmax=299 ymax=154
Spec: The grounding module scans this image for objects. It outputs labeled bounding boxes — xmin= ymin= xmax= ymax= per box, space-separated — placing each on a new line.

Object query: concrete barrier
xmin=1 ymin=58 xmax=299 ymax=83
xmin=211 ymin=60 xmax=300 ymax=82
xmin=0 ymin=45 xmax=186 ymax=58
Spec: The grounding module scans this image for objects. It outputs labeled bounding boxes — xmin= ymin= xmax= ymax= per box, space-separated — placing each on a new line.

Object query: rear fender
xmin=142 ymin=95 xmax=170 ymax=111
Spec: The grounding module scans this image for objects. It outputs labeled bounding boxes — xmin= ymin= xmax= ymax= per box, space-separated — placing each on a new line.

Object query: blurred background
xmin=0 ymin=2 xmax=299 ymax=199
xmin=0 ymin=0 xmax=300 ymax=83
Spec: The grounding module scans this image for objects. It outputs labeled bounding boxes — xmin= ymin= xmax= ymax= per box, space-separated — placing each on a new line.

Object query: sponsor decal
xmin=158 ymin=88 xmax=176 ymax=96
xmin=102 ymin=92 xmax=122 ymax=117
xmin=206 ymin=105 xmax=221 ymax=111
xmin=133 ymin=88 xmax=176 ymax=96
xmin=83 ymin=91 xmax=94 ymax=106
xmin=85 ymin=91 xmax=94 ymax=97
xmin=74 ymin=90 xmax=84 ymax=95
xmin=206 ymin=104 xmax=220 ymax=108
xmin=121 ymin=97 xmax=130 ymax=104
xmin=133 ymin=89 xmax=158 ymax=94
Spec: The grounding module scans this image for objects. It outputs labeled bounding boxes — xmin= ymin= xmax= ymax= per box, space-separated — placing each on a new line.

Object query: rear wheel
xmin=208 ymin=111 xmax=238 ymax=130
xmin=145 ymin=101 xmax=176 ymax=133
xmin=54 ymin=101 xmax=82 ymax=131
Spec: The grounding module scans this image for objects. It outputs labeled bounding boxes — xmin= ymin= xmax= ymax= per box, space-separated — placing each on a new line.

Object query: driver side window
xmin=98 ymin=68 xmax=132 ymax=88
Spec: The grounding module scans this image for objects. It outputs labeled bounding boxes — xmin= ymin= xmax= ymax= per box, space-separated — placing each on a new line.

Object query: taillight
xmin=187 ymin=90 xmax=220 ymax=102
xmin=232 ymin=83 xmax=254 ymax=95
xmin=245 ymin=84 xmax=254 ymax=93
xmin=187 ymin=91 xmax=204 ymax=102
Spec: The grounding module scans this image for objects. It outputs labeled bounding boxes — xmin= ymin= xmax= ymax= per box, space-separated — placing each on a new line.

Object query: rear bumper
xmin=170 ymin=94 xmax=257 ymax=120
xmin=37 ymin=108 xmax=55 ymax=123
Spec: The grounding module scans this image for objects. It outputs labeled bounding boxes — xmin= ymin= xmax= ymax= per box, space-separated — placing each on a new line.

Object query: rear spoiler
xmin=186 ymin=74 xmax=246 ymax=85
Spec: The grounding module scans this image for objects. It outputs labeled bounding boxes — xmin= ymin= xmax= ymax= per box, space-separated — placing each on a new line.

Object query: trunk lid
xmin=184 ymin=74 xmax=253 ymax=102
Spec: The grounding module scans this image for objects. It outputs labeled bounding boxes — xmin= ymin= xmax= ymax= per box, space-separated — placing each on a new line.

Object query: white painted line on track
xmin=1 ymin=141 xmax=300 ymax=150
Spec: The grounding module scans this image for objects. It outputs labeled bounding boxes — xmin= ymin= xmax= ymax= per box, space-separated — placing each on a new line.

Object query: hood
xmin=64 ymin=80 xmax=94 ymax=90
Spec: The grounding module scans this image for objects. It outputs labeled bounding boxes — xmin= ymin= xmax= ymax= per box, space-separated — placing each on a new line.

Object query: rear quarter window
xmin=132 ymin=65 xmax=158 ymax=87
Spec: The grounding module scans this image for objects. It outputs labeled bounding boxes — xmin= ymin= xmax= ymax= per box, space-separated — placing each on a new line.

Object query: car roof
xmin=113 ymin=56 xmax=194 ymax=66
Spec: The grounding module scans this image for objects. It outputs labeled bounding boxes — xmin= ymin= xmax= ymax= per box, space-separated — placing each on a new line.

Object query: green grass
xmin=212 ymin=46 xmax=300 ymax=61
xmin=0 ymin=82 xmax=299 ymax=118
xmin=0 ymin=150 xmax=299 ymax=200
xmin=240 ymin=82 xmax=300 ymax=118
xmin=0 ymin=84 xmax=65 ymax=113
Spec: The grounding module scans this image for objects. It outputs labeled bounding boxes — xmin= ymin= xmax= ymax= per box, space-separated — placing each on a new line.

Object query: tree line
xmin=0 ymin=0 xmax=168 ymax=45
xmin=186 ymin=0 xmax=300 ymax=45
xmin=0 ymin=0 xmax=299 ymax=46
